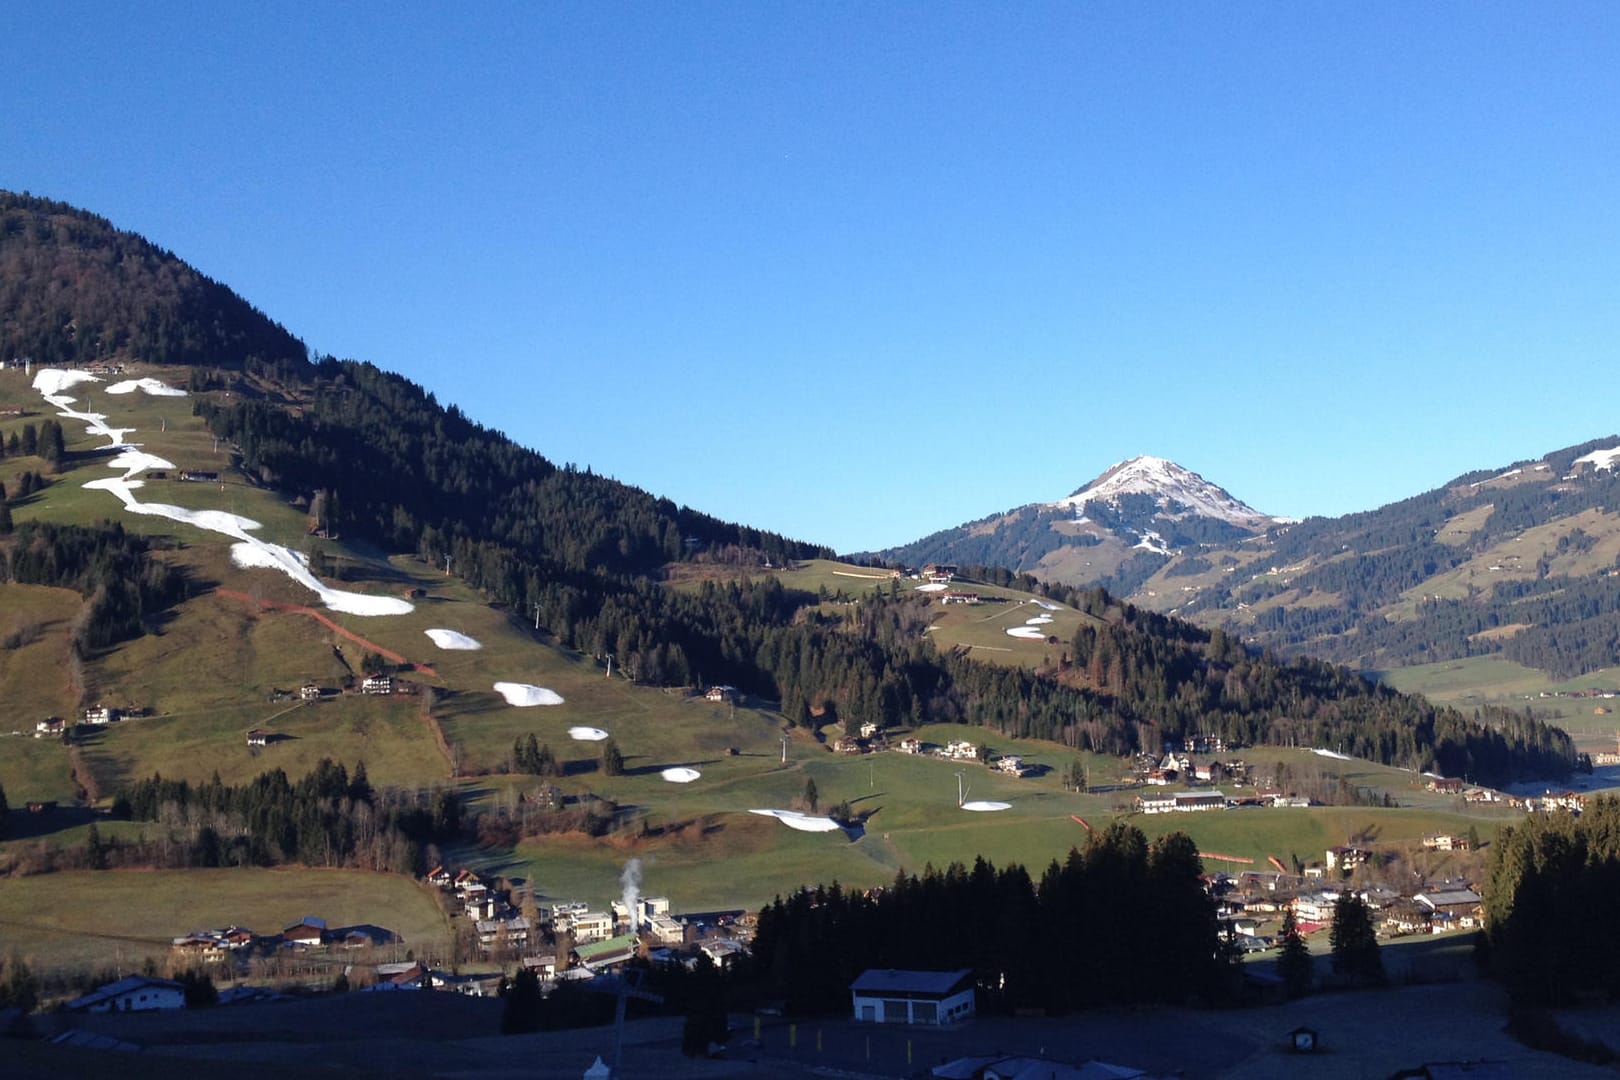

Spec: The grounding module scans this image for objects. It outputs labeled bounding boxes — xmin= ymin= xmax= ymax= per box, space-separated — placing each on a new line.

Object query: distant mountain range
xmin=881 ymin=445 xmax=1620 ymax=677
xmin=876 ymin=454 xmax=1289 ymax=596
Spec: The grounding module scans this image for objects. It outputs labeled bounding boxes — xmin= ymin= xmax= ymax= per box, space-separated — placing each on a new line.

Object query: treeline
xmin=1 ymin=520 xmax=187 ymax=648
xmin=196 ymin=357 xmax=831 ymax=580
xmin=1 ymin=419 xmax=67 ymax=465
xmin=748 ymin=824 xmax=1229 ymax=1015
xmin=110 ymin=760 xmax=458 ymax=874
xmin=0 ymin=191 xmax=306 ymax=371
xmin=1485 ymin=797 xmax=1620 ymax=1003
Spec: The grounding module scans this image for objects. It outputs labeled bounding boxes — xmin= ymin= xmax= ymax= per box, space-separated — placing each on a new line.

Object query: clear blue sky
xmin=5 ymin=3 xmax=1619 ymax=553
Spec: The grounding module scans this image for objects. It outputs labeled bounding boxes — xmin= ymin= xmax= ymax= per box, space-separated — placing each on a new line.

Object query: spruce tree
xmin=600 ymin=738 xmax=624 ymax=777
xmin=1330 ymin=893 xmax=1383 ymax=986
xmin=1277 ymin=909 xmax=1313 ymax=998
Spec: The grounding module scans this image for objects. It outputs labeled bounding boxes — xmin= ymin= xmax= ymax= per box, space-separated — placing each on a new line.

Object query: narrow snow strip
xmin=961 ymin=800 xmax=1011 ymax=812
xmin=661 ymin=767 xmax=701 ymax=783
xmin=1311 ymin=748 xmax=1352 ymax=760
xmin=1025 ymin=615 xmax=1053 ymax=625
xmin=426 ymin=628 xmax=482 ymax=650
xmin=106 ymin=377 xmax=186 ymax=397
xmin=1006 ymin=626 xmax=1047 ymax=639
xmin=749 ymin=808 xmax=843 ymax=832
xmin=37 ymin=368 xmax=409 ymax=617
xmin=915 ymin=583 xmax=947 ymax=593
xmin=494 ymin=682 xmax=565 ymax=707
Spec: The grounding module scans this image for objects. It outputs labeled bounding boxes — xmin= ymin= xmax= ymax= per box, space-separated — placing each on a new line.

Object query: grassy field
xmin=0 ymin=868 xmax=453 ymax=972
xmin=1375 ymin=654 xmax=1620 ymax=751
xmin=465 ymin=734 xmax=1522 ymax=915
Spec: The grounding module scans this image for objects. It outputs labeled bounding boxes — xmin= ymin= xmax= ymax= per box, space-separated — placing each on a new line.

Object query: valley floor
xmin=6 ymin=977 xmax=1616 ymax=1079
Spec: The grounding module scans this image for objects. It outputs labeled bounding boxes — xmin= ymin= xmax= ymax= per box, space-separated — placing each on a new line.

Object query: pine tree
xmin=600 ymin=738 xmax=624 ymax=777
xmin=1277 ymin=909 xmax=1313 ymax=998
xmin=803 ymin=776 xmax=819 ymax=813
xmin=1330 ymin=893 xmax=1383 ymax=986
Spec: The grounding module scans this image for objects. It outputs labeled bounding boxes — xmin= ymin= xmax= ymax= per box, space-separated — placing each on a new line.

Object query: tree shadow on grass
xmin=0 ymin=803 xmax=101 ymax=841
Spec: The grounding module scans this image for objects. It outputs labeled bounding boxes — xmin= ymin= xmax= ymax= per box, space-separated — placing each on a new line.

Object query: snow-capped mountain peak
xmin=1052 ymin=455 xmax=1273 ymax=526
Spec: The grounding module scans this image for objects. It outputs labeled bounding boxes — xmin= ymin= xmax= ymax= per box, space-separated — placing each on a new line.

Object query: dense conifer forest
xmin=107 ymin=760 xmax=457 ymax=874
xmin=0 ymin=192 xmax=305 ymax=370
xmin=1 ymin=520 xmax=188 ymax=648
xmin=1485 ymin=797 xmax=1620 ymax=1004
xmin=748 ymin=823 xmax=1230 ymax=1015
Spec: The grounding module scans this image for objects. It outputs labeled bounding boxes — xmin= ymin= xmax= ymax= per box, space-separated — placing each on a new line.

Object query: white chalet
xmin=67 ymin=975 xmax=185 ymax=1013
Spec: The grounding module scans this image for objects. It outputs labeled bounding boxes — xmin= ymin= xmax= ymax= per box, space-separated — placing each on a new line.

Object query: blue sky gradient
xmin=5 ymin=4 xmax=1618 ymax=552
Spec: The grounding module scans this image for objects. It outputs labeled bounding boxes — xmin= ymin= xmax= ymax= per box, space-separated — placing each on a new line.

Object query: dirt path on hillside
xmin=217 ymin=589 xmax=438 ymax=677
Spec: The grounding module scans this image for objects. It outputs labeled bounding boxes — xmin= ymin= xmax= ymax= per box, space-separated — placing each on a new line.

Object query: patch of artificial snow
xmin=228 ymin=542 xmax=414 ymax=616
xmin=661 ymin=767 xmax=701 ymax=783
xmin=567 ymin=726 xmax=609 ymax=741
xmin=106 ymin=377 xmax=186 ymax=397
xmin=1574 ymin=447 xmax=1620 ymax=472
xmin=916 ymin=583 xmax=948 ymax=593
xmin=1312 ymin=748 xmax=1352 ymax=760
xmin=107 ymin=447 xmax=176 ymax=477
xmin=1033 ymin=601 xmax=1061 ymax=611
xmin=1025 ymin=615 xmax=1053 ymax=625
xmin=32 ymin=369 xmax=100 ymax=396
xmin=749 ymin=808 xmax=843 ymax=833
xmin=494 ymin=683 xmax=565 ymax=707
xmin=425 ymin=629 xmax=482 ymax=650
xmin=961 ymin=800 xmax=1011 ymax=812
xmin=1006 ymin=626 xmax=1047 ymax=639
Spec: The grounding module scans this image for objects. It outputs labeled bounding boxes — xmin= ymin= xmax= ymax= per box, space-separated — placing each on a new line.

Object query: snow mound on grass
xmin=493 ymin=683 xmax=565 ymax=707
xmin=107 ymin=448 xmax=176 ymax=476
xmin=33 ymin=369 xmax=100 ymax=396
xmin=1025 ymin=615 xmax=1053 ymax=625
xmin=568 ymin=726 xmax=609 ymax=741
xmin=915 ymin=582 xmax=947 ymax=592
xmin=1006 ymin=626 xmax=1047 ymax=639
xmin=1574 ymin=447 xmax=1620 ymax=472
xmin=749 ymin=808 xmax=843 ymax=832
xmin=107 ymin=377 xmax=186 ymax=397
xmin=426 ymin=629 xmax=482 ymax=650
xmin=661 ymin=767 xmax=701 ymax=783
xmin=961 ymin=800 xmax=1011 ymax=812
xmin=1312 ymin=748 xmax=1351 ymax=760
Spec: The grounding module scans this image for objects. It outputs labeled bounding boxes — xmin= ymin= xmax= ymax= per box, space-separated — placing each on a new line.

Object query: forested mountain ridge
xmin=1131 ymin=441 xmax=1620 ymax=676
xmin=884 ymin=441 xmax=1620 ymax=679
xmin=0 ymin=192 xmax=1581 ymax=791
xmin=0 ymin=191 xmax=306 ymax=373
